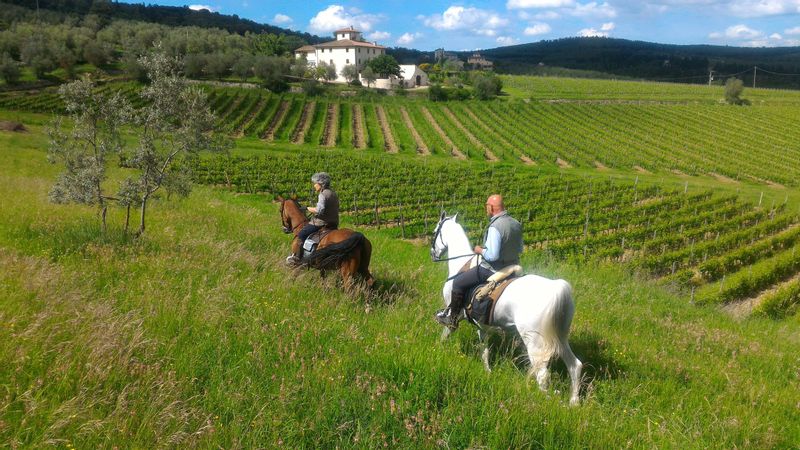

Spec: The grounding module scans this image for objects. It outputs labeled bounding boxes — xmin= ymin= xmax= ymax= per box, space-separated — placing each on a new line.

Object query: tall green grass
xmin=1 ymin=116 xmax=799 ymax=448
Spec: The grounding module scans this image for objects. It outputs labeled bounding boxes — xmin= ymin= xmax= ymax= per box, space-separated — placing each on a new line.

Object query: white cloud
xmin=729 ymin=0 xmax=800 ymax=18
xmin=308 ymin=5 xmax=384 ymax=34
xmin=366 ymin=31 xmax=391 ymax=41
xmin=770 ymin=33 xmax=783 ymax=39
xmin=524 ymin=23 xmax=553 ymax=35
xmin=397 ymin=32 xmax=423 ymax=45
xmin=570 ymin=2 xmax=617 ymax=18
xmin=272 ymin=13 xmax=292 ymax=25
xmin=507 ymin=0 xmax=574 ymax=8
xmin=712 ymin=24 xmax=763 ymax=40
xmin=786 ymin=26 xmax=800 ymax=35
xmin=189 ymin=4 xmax=218 ymax=12
xmin=497 ymin=36 xmax=520 ymax=45
xmin=421 ymin=6 xmax=509 ymax=32
xmin=534 ymin=11 xmax=562 ymax=19
xmin=601 ymin=22 xmax=615 ymax=31
xmin=577 ymin=27 xmax=610 ymax=37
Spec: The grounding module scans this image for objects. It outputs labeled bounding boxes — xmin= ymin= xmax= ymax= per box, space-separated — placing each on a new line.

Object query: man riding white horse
xmin=287 ymin=172 xmax=339 ymax=266
xmin=434 ymin=194 xmax=523 ymax=329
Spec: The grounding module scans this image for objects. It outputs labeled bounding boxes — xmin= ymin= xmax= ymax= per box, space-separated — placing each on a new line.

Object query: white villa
xmin=294 ymin=27 xmax=387 ymax=83
xmin=294 ymin=26 xmax=428 ymax=88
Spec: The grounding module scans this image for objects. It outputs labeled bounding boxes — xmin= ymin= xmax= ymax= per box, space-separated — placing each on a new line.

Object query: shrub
xmin=301 ymin=79 xmax=325 ymax=96
xmin=428 ymin=84 xmax=448 ymax=101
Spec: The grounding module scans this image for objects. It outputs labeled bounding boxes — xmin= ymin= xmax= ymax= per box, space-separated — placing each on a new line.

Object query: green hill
xmin=1 ymin=73 xmax=799 ymax=447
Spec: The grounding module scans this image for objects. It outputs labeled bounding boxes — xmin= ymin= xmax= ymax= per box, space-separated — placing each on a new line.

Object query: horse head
xmin=278 ymin=195 xmax=305 ymax=234
xmin=430 ymin=211 xmax=459 ymax=261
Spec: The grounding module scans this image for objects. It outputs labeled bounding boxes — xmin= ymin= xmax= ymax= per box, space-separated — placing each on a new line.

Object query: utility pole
xmin=708 ymin=70 xmax=715 ymax=86
xmin=753 ymin=66 xmax=757 ymax=88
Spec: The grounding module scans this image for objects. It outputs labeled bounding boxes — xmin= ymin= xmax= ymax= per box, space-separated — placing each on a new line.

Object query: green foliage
xmin=123 ymin=47 xmax=232 ymax=234
xmin=301 ymin=79 xmax=325 ymax=96
xmin=428 ymin=84 xmax=447 ymax=102
xmin=724 ymin=77 xmax=749 ymax=105
xmin=46 ymin=77 xmax=132 ymax=230
xmin=20 ymin=38 xmax=56 ymax=79
xmin=253 ymin=55 xmax=290 ymax=92
xmin=252 ymin=32 xmax=288 ymax=56
xmin=366 ymin=54 xmax=401 ymax=78
xmin=361 ymin=65 xmax=376 ymax=87
xmin=0 ymin=52 xmax=21 ymax=84
xmin=231 ymin=54 xmax=253 ymax=81
xmin=340 ymin=64 xmax=359 ymax=83
xmin=472 ymin=73 xmax=503 ymax=100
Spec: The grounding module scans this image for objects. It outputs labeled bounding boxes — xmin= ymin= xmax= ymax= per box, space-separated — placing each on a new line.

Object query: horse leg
xmin=522 ymin=331 xmax=551 ymax=392
xmin=339 ymin=256 xmax=358 ymax=293
xmin=440 ymin=327 xmax=452 ymax=342
xmin=359 ymin=240 xmax=374 ymax=288
xmin=559 ymin=338 xmax=583 ymax=406
xmin=478 ymin=329 xmax=491 ymax=372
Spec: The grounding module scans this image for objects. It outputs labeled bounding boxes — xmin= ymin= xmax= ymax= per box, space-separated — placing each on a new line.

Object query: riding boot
xmin=286 ymin=238 xmax=304 ymax=267
xmin=434 ymin=291 xmax=466 ymax=329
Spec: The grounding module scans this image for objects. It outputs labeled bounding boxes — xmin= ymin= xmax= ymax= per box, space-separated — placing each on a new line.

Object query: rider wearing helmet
xmin=435 ymin=194 xmax=523 ymax=328
xmin=288 ymin=172 xmax=340 ymax=264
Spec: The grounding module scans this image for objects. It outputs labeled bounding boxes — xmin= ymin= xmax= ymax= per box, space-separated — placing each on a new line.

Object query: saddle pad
xmin=467 ymin=277 xmax=519 ymax=326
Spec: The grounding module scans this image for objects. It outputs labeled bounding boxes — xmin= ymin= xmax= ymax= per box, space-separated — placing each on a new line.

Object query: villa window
xmin=346 ymin=59 xmax=350 ymax=64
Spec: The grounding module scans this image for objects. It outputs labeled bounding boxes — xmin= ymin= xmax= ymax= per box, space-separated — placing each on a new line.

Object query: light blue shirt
xmin=315 ymin=193 xmax=326 ymax=215
xmin=482 ymin=227 xmax=502 ymax=262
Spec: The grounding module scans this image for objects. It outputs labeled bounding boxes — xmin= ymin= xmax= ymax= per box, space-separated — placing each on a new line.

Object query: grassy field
xmin=1 ymin=111 xmax=799 ymax=447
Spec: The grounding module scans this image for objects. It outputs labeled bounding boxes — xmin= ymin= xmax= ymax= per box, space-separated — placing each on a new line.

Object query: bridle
xmin=280 ymin=199 xmax=307 ymax=234
xmin=430 ymin=215 xmax=477 ymax=263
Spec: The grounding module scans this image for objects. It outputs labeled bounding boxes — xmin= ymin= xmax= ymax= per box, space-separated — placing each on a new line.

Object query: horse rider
xmin=435 ymin=194 xmax=523 ymax=328
xmin=288 ymin=172 xmax=340 ymax=265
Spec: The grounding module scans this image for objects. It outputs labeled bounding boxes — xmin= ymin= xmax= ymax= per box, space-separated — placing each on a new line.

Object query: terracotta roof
xmin=334 ymin=27 xmax=360 ymax=33
xmin=314 ymin=39 xmax=386 ymax=49
xmin=295 ymin=45 xmax=316 ymax=53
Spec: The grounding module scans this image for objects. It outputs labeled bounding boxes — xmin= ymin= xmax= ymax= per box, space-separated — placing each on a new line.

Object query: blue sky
xmin=159 ymin=1 xmax=799 ymax=50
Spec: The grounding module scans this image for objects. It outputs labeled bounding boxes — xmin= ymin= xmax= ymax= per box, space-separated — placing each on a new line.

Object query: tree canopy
xmin=366 ymin=54 xmax=401 ymax=78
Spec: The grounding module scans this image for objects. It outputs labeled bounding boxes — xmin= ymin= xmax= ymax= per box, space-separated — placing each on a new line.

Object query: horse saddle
xmin=466 ymin=265 xmax=524 ymax=326
xmin=302 ymin=228 xmax=334 ymax=259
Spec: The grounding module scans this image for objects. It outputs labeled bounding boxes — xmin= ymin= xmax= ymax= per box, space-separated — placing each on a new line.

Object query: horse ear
xmin=276 ymin=195 xmax=284 ymax=202
xmin=452 ymin=212 xmax=459 ymax=222
xmin=439 ymin=210 xmax=446 ymax=221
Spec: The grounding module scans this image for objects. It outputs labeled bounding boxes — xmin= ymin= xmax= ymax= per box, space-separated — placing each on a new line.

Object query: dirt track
xmin=375 ymin=105 xmax=398 ymax=153
xmin=262 ymin=100 xmax=290 ymax=140
xmin=399 ymin=107 xmax=429 ymax=155
xmin=291 ymin=102 xmax=316 ymax=144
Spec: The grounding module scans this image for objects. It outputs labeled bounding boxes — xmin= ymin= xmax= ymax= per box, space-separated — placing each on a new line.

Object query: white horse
xmin=431 ymin=212 xmax=583 ymax=405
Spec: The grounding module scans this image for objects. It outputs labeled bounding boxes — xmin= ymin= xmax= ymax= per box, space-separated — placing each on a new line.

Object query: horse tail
xmin=307 ymin=232 xmax=365 ymax=269
xmin=358 ymin=236 xmax=374 ymax=285
xmin=527 ymin=279 xmax=575 ymax=364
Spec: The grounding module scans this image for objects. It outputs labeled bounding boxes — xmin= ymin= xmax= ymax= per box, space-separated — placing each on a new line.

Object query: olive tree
xmin=0 ymin=53 xmax=20 ymax=85
xmin=47 ymin=77 xmax=132 ymax=231
xmin=361 ymin=65 xmax=376 ymax=87
xmin=724 ymin=78 xmax=749 ymax=105
xmin=122 ymin=49 xmax=231 ymax=235
xmin=340 ymin=64 xmax=359 ymax=84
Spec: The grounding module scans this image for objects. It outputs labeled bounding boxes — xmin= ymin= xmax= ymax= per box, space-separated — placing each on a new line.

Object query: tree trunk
xmin=101 ymin=204 xmax=107 ymax=233
xmin=125 ymin=204 xmax=131 ymax=234
xmin=138 ymin=196 xmax=148 ymax=236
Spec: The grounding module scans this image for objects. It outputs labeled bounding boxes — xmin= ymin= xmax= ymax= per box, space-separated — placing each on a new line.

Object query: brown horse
xmin=278 ymin=197 xmax=374 ymax=290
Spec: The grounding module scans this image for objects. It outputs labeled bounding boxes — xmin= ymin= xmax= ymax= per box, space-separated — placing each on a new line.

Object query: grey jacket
xmin=311 ymin=188 xmax=339 ymax=228
xmin=480 ymin=211 xmax=523 ymax=271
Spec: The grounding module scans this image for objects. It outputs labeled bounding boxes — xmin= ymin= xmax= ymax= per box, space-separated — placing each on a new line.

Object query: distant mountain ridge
xmin=6 ymin=1 xmax=800 ymax=88
xmin=469 ymin=37 xmax=800 ymax=88
xmin=1 ymin=0 xmax=326 ymax=44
